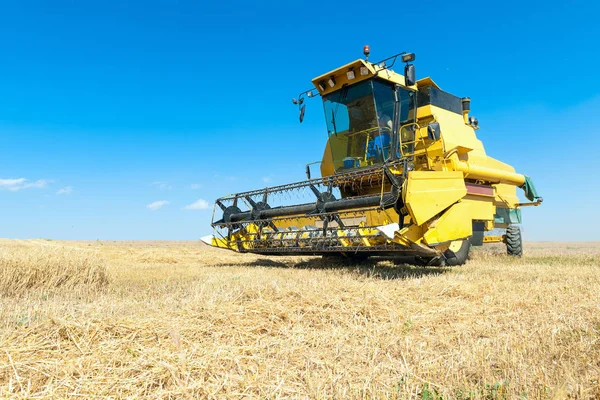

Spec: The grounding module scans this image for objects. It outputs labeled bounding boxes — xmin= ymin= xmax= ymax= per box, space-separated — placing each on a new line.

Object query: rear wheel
xmin=506 ymin=225 xmax=523 ymax=257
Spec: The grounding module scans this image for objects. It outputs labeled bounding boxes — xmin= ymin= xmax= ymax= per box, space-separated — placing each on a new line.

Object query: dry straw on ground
xmin=0 ymin=239 xmax=599 ymax=398
xmin=0 ymin=240 xmax=109 ymax=297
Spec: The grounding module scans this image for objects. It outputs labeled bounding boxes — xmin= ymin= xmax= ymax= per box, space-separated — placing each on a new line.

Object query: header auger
xmin=203 ymin=47 xmax=542 ymax=265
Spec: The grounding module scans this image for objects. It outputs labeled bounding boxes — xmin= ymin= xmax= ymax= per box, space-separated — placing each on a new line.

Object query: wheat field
xmin=0 ymin=239 xmax=599 ymax=399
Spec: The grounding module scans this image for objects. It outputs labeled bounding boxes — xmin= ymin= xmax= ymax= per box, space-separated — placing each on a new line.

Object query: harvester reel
xmin=222 ymin=205 xmax=242 ymax=224
xmin=317 ymin=192 xmax=336 ymax=205
xmin=251 ymin=201 xmax=270 ymax=221
xmin=315 ymin=192 xmax=336 ymax=213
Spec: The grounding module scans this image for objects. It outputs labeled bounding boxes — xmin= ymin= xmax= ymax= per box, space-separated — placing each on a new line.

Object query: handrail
xmin=398 ymin=122 xmax=421 ymax=158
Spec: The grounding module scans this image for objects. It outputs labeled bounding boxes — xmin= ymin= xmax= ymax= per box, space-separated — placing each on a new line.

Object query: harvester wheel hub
xmin=251 ymin=201 xmax=271 ymax=221
xmin=250 ymin=201 xmax=275 ymax=228
xmin=223 ymin=206 xmax=242 ymax=223
xmin=316 ymin=192 xmax=336 ymax=213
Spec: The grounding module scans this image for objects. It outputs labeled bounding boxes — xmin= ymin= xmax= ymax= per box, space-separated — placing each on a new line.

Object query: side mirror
xmin=427 ymin=122 xmax=441 ymax=140
xmin=299 ymin=104 xmax=306 ymax=123
xmin=404 ymin=64 xmax=416 ymax=86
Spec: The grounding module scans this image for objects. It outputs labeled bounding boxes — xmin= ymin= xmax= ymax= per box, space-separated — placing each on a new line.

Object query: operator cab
xmin=305 ymin=51 xmax=417 ymax=173
xmin=291 ymin=50 xmax=418 ymax=175
xmin=322 ymin=78 xmax=414 ymax=171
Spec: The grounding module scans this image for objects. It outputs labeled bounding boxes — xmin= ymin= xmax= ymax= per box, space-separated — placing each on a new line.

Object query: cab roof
xmin=311 ymin=58 xmax=410 ymax=96
xmin=416 ymin=77 xmax=441 ymax=90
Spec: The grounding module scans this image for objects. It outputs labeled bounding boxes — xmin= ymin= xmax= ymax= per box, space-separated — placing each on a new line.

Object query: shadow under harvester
xmin=241 ymin=257 xmax=450 ymax=280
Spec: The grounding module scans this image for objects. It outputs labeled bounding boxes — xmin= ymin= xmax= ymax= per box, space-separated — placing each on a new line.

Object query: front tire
xmin=443 ymin=239 xmax=471 ymax=266
xmin=506 ymin=225 xmax=523 ymax=257
xmin=417 ymin=239 xmax=471 ymax=267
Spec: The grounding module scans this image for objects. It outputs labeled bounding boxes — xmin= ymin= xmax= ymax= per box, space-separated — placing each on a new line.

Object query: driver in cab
xmin=369 ymin=109 xmax=393 ymax=160
xmin=377 ymin=109 xmax=393 ymax=132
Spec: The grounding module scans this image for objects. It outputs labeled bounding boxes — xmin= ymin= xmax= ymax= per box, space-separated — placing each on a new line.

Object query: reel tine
xmin=245 ymin=195 xmax=257 ymax=208
xmin=309 ymin=184 xmax=321 ymax=198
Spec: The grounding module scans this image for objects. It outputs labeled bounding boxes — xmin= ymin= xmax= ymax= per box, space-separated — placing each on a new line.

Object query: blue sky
xmin=0 ymin=0 xmax=598 ymax=241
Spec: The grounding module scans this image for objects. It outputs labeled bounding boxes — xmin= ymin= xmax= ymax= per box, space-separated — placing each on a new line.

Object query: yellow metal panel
xmin=461 ymin=197 xmax=495 ymax=221
xmin=448 ymin=240 xmax=464 ymax=252
xmin=483 ymin=235 xmax=503 ymax=243
xmin=404 ymin=171 xmax=467 ymax=226
xmin=392 ymin=224 xmax=423 ymax=247
xmin=311 ymin=59 xmax=409 ymax=96
xmin=365 ymin=208 xmax=398 ymax=227
xmin=416 ymin=105 xmax=435 ymax=119
xmin=434 ymin=107 xmax=485 ymax=154
xmin=209 ymin=236 xmax=233 ymax=250
xmin=320 ymin=140 xmax=336 ymax=177
xmin=312 ymin=59 xmax=370 ymax=84
xmin=494 ymin=182 xmax=520 ymax=208
xmin=312 ymin=60 xmax=375 ymax=95
xmin=416 ymin=76 xmax=441 ymax=89
xmin=422 ymin=202 xmax=473 ymax=245
xmin=274 ymin=217 xmax=318 ymax=230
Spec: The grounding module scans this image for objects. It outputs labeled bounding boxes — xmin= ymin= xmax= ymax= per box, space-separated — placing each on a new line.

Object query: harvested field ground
xmin=0 ymin=239 xmax=599 ymax=398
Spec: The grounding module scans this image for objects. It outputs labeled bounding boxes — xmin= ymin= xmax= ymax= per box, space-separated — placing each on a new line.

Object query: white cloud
xmin=56 ymin=186 xmax=73 ymax=195
xmin=262 ymin=176 xmax=272 ymax=183
xmin=25 ymin=180 xmax=50 ymax=189
xmin=189 ymin=183 xmax=202 ymax=190
xmin=152 ymin=181 xmax=172 ymax=190
xmin=0 ymin=178 xmax=26 ymax=190
xmin=147 ymin=200 xmax=170 ymax=211
xmin=0 ymin=178 xmax=50 ymax=191
xmin=183 ymin=199 xmax=210 ymax=210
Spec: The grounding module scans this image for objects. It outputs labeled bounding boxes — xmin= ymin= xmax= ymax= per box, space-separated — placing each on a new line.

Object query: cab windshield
xmin=322 ymin=79 xmax=413 ymax=171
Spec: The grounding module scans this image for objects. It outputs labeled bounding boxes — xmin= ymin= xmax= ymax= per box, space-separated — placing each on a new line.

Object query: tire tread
xmin=444 ymin=239 xmax=471 ymax=266
xmin=506 ymin=225 xmax=523 ymax=257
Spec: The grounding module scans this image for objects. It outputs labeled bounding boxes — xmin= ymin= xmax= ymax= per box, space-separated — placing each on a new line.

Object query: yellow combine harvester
xmin=203 ymin=47 xmax=542 ymax=265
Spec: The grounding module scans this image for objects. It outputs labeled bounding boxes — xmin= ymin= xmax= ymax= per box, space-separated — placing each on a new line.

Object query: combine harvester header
xmin=203 ymin=46 xmax=542 ymax=266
